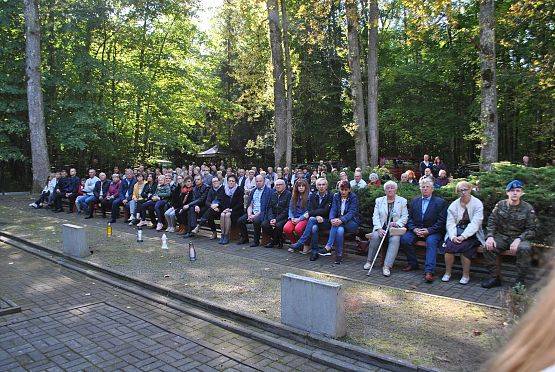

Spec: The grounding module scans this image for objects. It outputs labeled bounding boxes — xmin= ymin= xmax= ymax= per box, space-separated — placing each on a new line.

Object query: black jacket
xmin=141 ymin=182 xmax=157 ymax=200
xmin=93 ymin=179 xmax=110 ymax=199
xmin=222 ymin=186 xmax=245 ymax=212
xmin=205 ymin=186 xmax=226 ymax=209
xmin=266 ymin=189 xmax=292 ymax=222
xmin=189 ymin=184 xmax=209 ymax=208
xmin=169 ymin=184 xmax=182 ymax=207
xmin=175 ymin=188 xmax=194 ymax=211
xmin=307 ymin=191 xmax=333 ymax=219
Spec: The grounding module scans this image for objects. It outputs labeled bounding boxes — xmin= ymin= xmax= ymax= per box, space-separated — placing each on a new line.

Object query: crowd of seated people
xmin=30 ymin=157 xmax=538 ymax=287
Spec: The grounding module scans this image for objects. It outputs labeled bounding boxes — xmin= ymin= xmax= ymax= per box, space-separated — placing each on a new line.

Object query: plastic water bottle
xmin=106 ymin=222 xmax=112 ymax=237
xmin=161 ymin=234 xmax=168 ymax=250
xmin=188 ymin=241 xmax=196 ymax=261
xmin=137 ymin=226 xmax=143 ymax=242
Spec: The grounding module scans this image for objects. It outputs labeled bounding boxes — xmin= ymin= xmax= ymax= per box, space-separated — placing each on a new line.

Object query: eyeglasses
xmin=458 ymin=188 xmax=469 ymax=193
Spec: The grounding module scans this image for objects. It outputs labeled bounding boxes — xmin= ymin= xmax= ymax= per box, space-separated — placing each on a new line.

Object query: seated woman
xmin=136 ymin=173 xmax=157 ymax=226
xmin=442 ymin=181 xmax=484 ymax=285
xmin=29 ymin=173 xmax=56 ymax=209
xmin=128 ymin=173 xmax=145 ymax=225
xmin=284 ymin=179 xmax=310 ymax=250
xmin=164 ymin=174 xmax=184 ymax=232
xmin=191 ymin=177 xmax=226 ymax=239
xmin=434 ymin=169 xmax=449 ymax=188
xmin=319 ymin=180 xmax=360 ymax=264
xmin=219 ymin=174 xmax=245 ymax=245
xmin=173 ymin=176 xmax=194 ymax=235
xmin=101 ymin=174 xmax=121 ymax=217
xmin=368 ymin=173 xmax=382 ymax=187
xmin=406 ymin=170 xmax=418 ymax=185
xmin=364 ymin=181 xmax=408 ymax=276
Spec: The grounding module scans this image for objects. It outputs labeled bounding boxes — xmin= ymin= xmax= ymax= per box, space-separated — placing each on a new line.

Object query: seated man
xmin=261 ymin=179 xmax=291 ymax=248
xmin=481 ymin=180 xmax=538 ymax=288
xmin=238 ymin=175 xmax=273 ymax=247
xmin=86 ymin=172 xmax=109 ymax=219
xmin=184 ymin=175 xmax=209 ymax=238
xmin=400 ymin=178 xmax=447 ymax=282
xmin=76 ymin=169 xmax=99 ymax=214
xmin=350 ymin=171 xmax=367 ymax=190
xmin=53 ymin=168 xmax=79 ymax=213
xmin=290 ymin=177 xmax=332 ymax=260
xmin=110 ymin=169 xmax=136 ymax=223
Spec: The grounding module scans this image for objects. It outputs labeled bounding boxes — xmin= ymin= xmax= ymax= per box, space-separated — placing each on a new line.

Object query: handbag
xmin=389 ymin=227 xmax=407 ymax=236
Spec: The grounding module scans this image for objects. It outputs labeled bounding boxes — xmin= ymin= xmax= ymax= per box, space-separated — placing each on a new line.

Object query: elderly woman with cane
xmin=364 ymin=181 xmax=408 ymax=276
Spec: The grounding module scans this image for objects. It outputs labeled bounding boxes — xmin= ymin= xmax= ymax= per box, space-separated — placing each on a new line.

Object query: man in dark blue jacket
xmin=261 ymin=179 xmax=291 ymax=248
xmin=238 ymin=175 xmax=273 ymax=247
xmin=110 ymin=168 xmax=136 ymax=223
xmin=54 ymin=168 xmax=80 ymax=213
xmin=400 ymin=178 xmax=447 ymax=282
xmin=290 ymin=178 xmax=333 ymax=260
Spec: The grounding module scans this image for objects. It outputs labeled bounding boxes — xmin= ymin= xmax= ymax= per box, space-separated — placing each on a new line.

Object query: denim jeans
xmin=164 ymin=207 xmax=176 ymax=227
xmin=326 ymin=220 xmax=359 ymax=257
xmin=76 ymin=195 xmax=96 ymax=213
xmin=295 ymin=217 xmax=331 ymax=252
xmin=400 ymin=231 xmax=442 ymax=273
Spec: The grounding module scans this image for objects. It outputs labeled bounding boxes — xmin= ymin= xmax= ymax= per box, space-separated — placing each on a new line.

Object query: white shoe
xmin=287 ymin=247 xmax=294 ymax=252
xmin=165 ymin=226 xmax=172 ymax=232
xmin=127 ymin=217 xmax=133 ymax=222
xmin=382 ymin=267 xmax=391 ymax=277
xmin=441 ymin=274 xmax=451 ymax=282
xmin=169 ymin=227 xmax=175 ymax=233
xmin=191 ymin=225 xmax=200 ymax=234
xmin=29 ymin=202 xmax=37 ymax=208
xmin=363 ymin=262 xmax=371 ymax=270
xmin=128 ymin=220 xmax=134 ymax=226
xmin=459 ymin=276 xmax=470 ymax=285
xmin=156 ymin=223 xmax=163 ymax=231
xmin=137 ymin=220 xmax=147 ymax=227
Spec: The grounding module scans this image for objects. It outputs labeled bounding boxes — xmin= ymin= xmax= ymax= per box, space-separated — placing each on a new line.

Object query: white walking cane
xmin=367 ymin=215 xmax=393 ymax=276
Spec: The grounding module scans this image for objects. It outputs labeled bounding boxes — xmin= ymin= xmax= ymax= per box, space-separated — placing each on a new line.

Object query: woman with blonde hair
xmin=441 ymin=181 xmax=484 ymax=284
xmin=487 ymin=269 xmax=555 ymax=371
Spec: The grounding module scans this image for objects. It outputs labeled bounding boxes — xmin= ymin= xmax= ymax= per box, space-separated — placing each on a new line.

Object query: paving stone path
xmin=0 ymin=243 xmax=338 ymax=371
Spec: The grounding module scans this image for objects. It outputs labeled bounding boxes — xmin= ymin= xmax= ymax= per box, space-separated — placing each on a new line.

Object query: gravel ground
xmin=0 ymin=202 xmax=511 ymax=370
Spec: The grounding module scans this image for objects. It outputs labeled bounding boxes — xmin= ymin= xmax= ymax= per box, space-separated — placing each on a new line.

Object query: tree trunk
xmin=280 ymin=0 xmax=293 ymax=169
xmin=267 ymin=0 xmax=287 ymax=167
xmin=367 ymin=0 xmax=379 ymax=167
xmin=479 ymin=0 xmax=498 ymax=170
xmin=345 ymin=0 xmax=368 ymax=168
xmin=24 ymin=0 xmax=50 ymax=193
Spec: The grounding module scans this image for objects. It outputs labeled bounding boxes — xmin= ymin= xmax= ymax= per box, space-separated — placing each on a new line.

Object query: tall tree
xmin=367 ymin=0 xmax=379 ymax=167
xmin=280 ymin=0 xmax=293 ymax=168
xmin=24 ymin=0 xmax=50 ymax=192
xmin=478 ymin=0 xmax=498 ymax=170
xmin=267 ymin=0 xmax=288 ymax=166
xmin=345 ymin=0 xmax=368 ymax=168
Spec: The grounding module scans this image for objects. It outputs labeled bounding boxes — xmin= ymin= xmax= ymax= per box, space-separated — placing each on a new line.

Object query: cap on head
xmin=506 ymin=179 xmax=524 ymax=191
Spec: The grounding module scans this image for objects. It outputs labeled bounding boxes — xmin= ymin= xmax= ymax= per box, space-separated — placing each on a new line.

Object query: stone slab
xmin=62 ymin=224 xmax=90 ymax=258
xmin=281 ymin=273 xmax=346 ymax=338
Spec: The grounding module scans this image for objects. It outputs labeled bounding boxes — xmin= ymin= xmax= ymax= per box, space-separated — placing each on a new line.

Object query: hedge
xmin=326 ymin=162 xmax=554 ymax=245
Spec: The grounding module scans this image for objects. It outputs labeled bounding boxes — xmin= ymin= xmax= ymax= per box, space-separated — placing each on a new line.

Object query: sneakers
xmin=287 ymin=247 xmax=294 ymax=252
xmin=363 ymin=262 xmax=371 ymax=270
xmin=301 ymin=245 xmax=311 ymax=255
xmin=209 ymin=232 xmax=217 ymax=240
xmin=29 ymin=203 xmax=38 ymax=208
xmin=165 ymin=226 xmax=172 ymax=232
xmin=156 ymin=223 xmax=163 ymax=231
xmin=459 ymin=276 xmax=470 ymax=285
xmin=127 ymin=217 xmax=133 ymax=222
xmin=318 ymin=247 xmax=332 ymax=256
xmin=289 ymin=241 xmax=303 ymax=251
xmin=128 ymin=220 xmax=134 ymax=226
xmin=441 ymin=274 xmax=451 ymax=282
xmin=137 ymin=220 xmax=148 ymax=227
xmin=382 ymin=267 xmax=391 ymax=277
xmin=191 ymin=225 xmax=200 ymax=235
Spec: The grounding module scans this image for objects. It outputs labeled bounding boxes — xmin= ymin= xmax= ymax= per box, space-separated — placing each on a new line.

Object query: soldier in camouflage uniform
xmin=481 ymin=180 xmax=538 ymax=288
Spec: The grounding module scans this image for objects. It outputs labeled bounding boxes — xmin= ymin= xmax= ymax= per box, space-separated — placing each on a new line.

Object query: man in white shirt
xmin=76 ymin=169 xmax=100 ymax=214
xmin=350 ymin=172 xmax=367 ymax=189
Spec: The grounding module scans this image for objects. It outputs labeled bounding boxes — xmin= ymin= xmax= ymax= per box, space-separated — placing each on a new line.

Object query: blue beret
xmin=506 ymin=179 xmax=524 ymax=191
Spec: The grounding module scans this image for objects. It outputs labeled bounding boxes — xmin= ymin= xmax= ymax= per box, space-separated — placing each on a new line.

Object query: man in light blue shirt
xmin=76 ymin=169 xmax=99 ymax=214
xmin=238 ymin=175 xmax=273 ymax=247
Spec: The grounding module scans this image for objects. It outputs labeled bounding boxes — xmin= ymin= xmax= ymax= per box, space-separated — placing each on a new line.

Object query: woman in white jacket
xmin=442 ymin=181 xmax=485 ymax=284
xmin=364 ymin=181 xmax=409 ymax=276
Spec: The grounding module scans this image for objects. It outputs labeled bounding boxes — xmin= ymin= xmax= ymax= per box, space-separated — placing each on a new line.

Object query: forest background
xmin=1 ymin=0 xmax=553 ymax=190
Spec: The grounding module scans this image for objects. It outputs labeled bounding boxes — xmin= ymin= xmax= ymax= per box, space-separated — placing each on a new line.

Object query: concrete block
xmin=62 ymin=224 xmax=90 ymax=258
xmin=281 ymin=273 xmax=345 ymax=338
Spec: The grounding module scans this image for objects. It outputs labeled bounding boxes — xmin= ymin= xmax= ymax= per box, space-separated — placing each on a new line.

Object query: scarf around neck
xmin=225 ymin=184 xmax=237 ymax=197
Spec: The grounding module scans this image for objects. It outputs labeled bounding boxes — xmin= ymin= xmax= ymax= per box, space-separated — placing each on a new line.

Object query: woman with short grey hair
xmin=364 ymin=180 xmax=408 ymax=276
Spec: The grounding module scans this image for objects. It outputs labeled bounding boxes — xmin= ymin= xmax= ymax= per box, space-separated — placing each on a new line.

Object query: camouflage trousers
xmin=482 ymin=234 xmax=532 ymax=280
